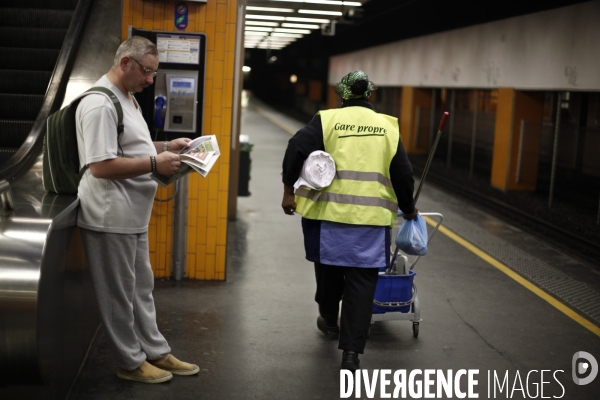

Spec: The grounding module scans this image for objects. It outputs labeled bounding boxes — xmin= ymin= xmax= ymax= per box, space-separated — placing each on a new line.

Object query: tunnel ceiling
xmin=244 ymin=0 xmax=590 ymax=56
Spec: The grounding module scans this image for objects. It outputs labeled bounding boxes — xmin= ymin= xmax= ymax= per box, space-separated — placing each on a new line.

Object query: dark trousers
xmin=314 ymin=262 xmax=379 ymax=354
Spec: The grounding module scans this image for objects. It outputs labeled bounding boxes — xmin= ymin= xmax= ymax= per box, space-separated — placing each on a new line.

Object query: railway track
xmin=412 ymin=164 xmax=600 ymax=269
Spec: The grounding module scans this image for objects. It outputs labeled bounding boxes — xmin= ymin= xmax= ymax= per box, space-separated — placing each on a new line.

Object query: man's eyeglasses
xmin=130 ymin=57 xmax=157 ymax=78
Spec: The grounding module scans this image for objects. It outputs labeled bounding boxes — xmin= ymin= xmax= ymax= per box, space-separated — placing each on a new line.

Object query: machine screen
xmin=172 ymin=81 xmax=192 ymax=88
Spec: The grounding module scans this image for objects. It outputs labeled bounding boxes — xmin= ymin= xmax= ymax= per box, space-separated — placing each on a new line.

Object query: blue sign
xmin=175 ymin=3 xmax=188 ymax=31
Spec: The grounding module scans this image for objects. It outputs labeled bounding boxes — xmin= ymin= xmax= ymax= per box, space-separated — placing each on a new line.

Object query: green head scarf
xmin=334 ymin=70 xmax=376 ymax=100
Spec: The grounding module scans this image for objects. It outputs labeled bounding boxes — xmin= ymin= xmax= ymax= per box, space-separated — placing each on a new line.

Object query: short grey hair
xmin=113 ymin=36 xmax=159 ymax=67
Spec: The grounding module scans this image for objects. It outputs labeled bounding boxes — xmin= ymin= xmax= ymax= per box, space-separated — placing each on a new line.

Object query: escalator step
xmin=0 ymin=47 xmax=59 ymax=71
xmin=0 ymin=8 xmax=73 ymax=29
xmin=0 ymin=70 xmax=51 ymax=95
xmin=0 ymin=94 xmax=44 ymax=120
xmin=3 ymin=0 xmax=78 ymax=10
xmin=0 ymin=27 xmax=67 ymax=49
xmin=0 ymin=149 xmax=18 ymax=166
xmin=0 ymin=120 xmax=35 ymax=147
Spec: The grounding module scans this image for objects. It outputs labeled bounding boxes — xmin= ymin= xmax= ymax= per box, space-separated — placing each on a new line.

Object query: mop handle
xmin=413 ymin=112 xmax=449 ymax=206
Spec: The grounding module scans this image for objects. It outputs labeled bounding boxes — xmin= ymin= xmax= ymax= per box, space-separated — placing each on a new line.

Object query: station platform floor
xmin=68 ymin=97 xmax=600 ymax=399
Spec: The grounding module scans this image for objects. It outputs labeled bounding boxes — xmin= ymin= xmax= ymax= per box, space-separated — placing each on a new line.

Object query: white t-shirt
xmin=76 ymin=75 xmax=158 ymax=234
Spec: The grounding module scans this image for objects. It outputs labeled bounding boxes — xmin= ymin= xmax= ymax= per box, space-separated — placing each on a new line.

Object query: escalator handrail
xmin=0 ymin=0 xmax=93 ymax=181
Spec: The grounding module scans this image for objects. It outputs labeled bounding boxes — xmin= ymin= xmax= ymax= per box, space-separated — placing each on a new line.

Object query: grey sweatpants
xmin=80 ymin=228 xmax=171 ymax=370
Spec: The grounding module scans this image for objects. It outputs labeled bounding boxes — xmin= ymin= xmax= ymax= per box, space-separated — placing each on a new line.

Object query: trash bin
xmin=238 ymin=136 xmax=253 ymax=196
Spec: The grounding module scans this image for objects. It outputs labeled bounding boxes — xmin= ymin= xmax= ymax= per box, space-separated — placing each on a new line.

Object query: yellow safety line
xmin=255 ymin=106 xmax=297 ymax=135
xmin=423 ymin=216 xmax=600 ymax=338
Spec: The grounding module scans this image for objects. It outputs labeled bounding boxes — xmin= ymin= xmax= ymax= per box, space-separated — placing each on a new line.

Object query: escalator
xmin=0 ymin=0 xmax=76 ymax=174
xmin=0 ymin=0 xmax=121 ymax=398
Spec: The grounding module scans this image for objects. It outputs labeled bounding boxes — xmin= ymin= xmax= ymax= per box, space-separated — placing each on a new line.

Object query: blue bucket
xmin=372 ymin=270 xmax=416 ymax=314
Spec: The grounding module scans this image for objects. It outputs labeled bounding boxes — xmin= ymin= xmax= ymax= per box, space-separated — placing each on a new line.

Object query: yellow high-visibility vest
xmin=295 ymin=106 xmax=400 ymax=227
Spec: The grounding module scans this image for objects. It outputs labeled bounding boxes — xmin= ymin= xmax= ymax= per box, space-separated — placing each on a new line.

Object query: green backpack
xmin=43 ymin=86 xmax=124 ymax=195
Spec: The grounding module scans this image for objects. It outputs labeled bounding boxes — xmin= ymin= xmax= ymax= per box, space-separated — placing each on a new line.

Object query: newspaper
xmin=151 ymin=135 xmax=221 ymax=187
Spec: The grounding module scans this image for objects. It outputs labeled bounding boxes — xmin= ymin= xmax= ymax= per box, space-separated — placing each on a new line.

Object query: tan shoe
xmin=117 ymin=361 xmax=173 ymax=383
xmin=149 ymin=354 xmax=200 ymax=376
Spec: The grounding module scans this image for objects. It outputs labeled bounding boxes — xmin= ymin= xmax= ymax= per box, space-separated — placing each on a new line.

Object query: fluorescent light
xmin=246 ymin=6 xmax=294 ymax=12
xmin=242 ymin=66 xmax=251 ymax=72
xmin=244 ymin=44 xmax=257 ymax=48
xmin=246 ymin=21 xmax=279 ymax=26
xmin=285 ymin=17 xmax=330 ymax=23
xmin=274 ymin=28 xmax=311 ymax=34
xmin=307 ymin=1 xmax=361 ymax=5
xmin=269 ymin=0 xmax=362 ymax=5
xmin=264 ymin=37 xmax=296 ymax=42
xmin=281 ymin=23 xmax=320 ymax=29
xmin=245 ymin=31 xmax=268 ymax=36
xmin=298 ymin=9 xmax=342 ymax=15
xmin=271 ymin=32 xmax=303 ymax=38
xmin=246 ymin=27 xmax=274 ymax=32
xmin=246 ymin=14 xmax=285 ymax=21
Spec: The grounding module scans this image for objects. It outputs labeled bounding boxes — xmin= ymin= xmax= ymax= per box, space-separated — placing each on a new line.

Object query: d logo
xmin=572 ymin=351 xmax=598 ymax=385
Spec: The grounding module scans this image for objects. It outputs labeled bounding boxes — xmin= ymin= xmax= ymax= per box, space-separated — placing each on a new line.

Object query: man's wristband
xmin=150 ymin=156 xmax=156 ymax=173
xmin=163 ymin=141 xmax=168 ymax=152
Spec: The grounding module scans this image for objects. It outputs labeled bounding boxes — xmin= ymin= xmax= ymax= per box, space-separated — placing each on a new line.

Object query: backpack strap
xmin=77 ymin=164 xmax=89 ymax=180
xmin=73 ymin=86 xmax=126 ymax=177
xmin=83 ymin=86 xmax=124 ymax=134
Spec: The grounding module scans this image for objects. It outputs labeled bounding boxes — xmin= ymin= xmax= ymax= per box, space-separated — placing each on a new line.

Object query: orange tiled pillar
xmin=326 ymin=85 xmax=341 ymax=110
xmin=491 ymin=88 xmax=544 ymax=191
xmin=124 ymin=0 xmax=240 ymax=280
xmin=400 ymin=87 xmax=430 ymax=154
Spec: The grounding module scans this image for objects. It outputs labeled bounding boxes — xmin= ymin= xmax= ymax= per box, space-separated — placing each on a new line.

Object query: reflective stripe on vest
xmin=295 ymin=106 xmax=400 ymax=227
xmin=336 ymin=170 xmax=393 ymax=188
xmin=295 ymin=187 xmax=398 ymax=212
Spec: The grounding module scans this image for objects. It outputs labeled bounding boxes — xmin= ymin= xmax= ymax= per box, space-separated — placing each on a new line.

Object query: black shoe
xmin=317 ymin=316 xmax=339 ymax=340
xmin=341 ymin=350 xmax=360 ymax=371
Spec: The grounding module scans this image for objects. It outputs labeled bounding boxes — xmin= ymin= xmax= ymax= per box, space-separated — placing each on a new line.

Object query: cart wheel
xmin=412 ymin=322 xmax=419 ymax=338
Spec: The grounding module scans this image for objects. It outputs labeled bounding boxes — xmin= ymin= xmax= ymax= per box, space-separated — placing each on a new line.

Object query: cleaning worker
xmin=281 ymin=70 xmax=418 ymax=371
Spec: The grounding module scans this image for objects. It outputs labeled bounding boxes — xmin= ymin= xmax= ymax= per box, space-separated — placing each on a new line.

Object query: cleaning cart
xmin=371 ymin=211 xmax=443 ymax=337
xmin=370 ymin=112 xmax=449 ymax=337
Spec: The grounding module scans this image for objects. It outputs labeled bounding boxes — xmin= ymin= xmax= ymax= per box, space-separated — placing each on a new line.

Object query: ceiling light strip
xmin=285 ymin=16 xmax=330 ymax=23
xmin=245 ymin=27 xmax=274 ymax=31
xmin=298 ymin=9 xmax=342 ymax=15
xmin=281 ymin=23 xmax=320 ymax=29
xmin=246 ymin=21 xmax=280 ymax=26
xmin=271 ymin=32 xmax=303 ymax=37
xmin=268 ymin=0 xmax=362 ymax=5
xmin=273 ymin=28 xmax=311 ymax=34
xmin=246 ymin=14 xmax=285 ymax=20
xmin=246 ymin=6 xmax=294 ymax=12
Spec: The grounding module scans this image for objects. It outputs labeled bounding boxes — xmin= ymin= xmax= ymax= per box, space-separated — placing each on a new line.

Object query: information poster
xmin=157 ymin=34 xmax=200 ymax=65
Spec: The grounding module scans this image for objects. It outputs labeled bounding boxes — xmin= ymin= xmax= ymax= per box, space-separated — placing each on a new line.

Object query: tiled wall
xmin=123 ymin=0 xmax=239 ymax=280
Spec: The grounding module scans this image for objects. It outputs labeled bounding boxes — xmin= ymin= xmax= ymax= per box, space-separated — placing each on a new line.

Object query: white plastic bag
xmin=396 ymin=214 xmax=428 ymax=256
